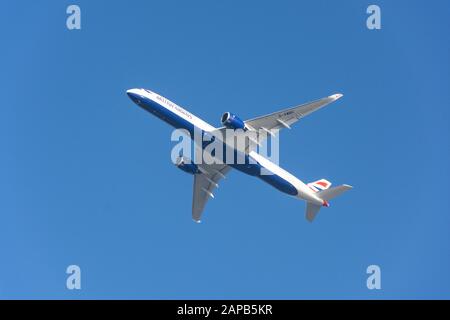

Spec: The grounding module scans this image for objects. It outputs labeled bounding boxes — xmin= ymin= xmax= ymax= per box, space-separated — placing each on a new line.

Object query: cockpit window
xmin=144 ymin=89 xmax=153 ymax=94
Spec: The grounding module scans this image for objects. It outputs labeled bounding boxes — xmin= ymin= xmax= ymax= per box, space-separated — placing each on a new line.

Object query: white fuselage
xmin=126 ymin=88 xmax=324 ymax=207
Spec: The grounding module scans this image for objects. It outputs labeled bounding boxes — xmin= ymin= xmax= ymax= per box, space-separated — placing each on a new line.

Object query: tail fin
xmin=305 ymin=184 xmax=353 ymax=222
xmin=307 ymin=179 xmax=332 ymax=192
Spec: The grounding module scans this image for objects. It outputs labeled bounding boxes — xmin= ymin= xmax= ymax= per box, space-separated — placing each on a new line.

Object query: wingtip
xmin=329 ymin=93 xmax=343 ymax=100
xmin=343 ymin=184 xmax=353 ymax=189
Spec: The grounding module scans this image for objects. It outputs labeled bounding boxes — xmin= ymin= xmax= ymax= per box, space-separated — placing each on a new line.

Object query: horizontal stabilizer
xmin=305 ymin=184 xmax=353 ymax=222
xmin=317 ymin=184 xmax=353 ymax=201
xmin=306 ymin=202 xmax=322 ymax=222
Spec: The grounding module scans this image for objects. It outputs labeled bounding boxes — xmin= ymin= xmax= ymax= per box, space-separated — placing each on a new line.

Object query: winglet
xmin=329 ymin=93 xmax=343 ymax=101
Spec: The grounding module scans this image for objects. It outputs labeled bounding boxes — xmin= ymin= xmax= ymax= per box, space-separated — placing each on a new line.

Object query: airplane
xmin=126 ymin=88 xmax=352 ymax=223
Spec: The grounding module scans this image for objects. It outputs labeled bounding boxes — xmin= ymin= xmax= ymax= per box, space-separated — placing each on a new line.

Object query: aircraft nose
xmin=126 ymin=88 xmax=141 ymax=103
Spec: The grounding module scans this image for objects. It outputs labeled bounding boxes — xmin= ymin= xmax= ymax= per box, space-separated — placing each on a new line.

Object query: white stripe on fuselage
xmin=131 ymin=88 xmax=322 ymax=205
xmin=133 ymin=88 xmax=216 ymax=132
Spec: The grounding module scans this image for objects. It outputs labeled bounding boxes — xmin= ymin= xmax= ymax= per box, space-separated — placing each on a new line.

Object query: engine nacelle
xmin=175 ymin=156 xmax=199 ymax=175
xmin=221 ymin=112 xmax=246 ymax=130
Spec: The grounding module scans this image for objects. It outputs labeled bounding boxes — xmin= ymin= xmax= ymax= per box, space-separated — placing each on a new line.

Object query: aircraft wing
xmin=210 ymin=94 xmax=343 ymax=152
xmin=244 ymin=93 xmax=343 ymax=134
xmin=192 ymin=163 xmax=231 ymax=222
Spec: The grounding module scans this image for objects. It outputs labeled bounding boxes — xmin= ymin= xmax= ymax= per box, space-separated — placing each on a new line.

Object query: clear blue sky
xmin=1 ymin=0 xmax=449 ymax=299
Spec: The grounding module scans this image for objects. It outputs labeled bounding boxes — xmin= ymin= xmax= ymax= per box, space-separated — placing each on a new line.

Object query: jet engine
xmin=221 ymin=112 xmax=246 ymax=130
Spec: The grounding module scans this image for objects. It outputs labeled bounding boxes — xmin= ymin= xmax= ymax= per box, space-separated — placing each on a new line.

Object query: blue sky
xmin=1 ymin=0 xmax=449 ymax=299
